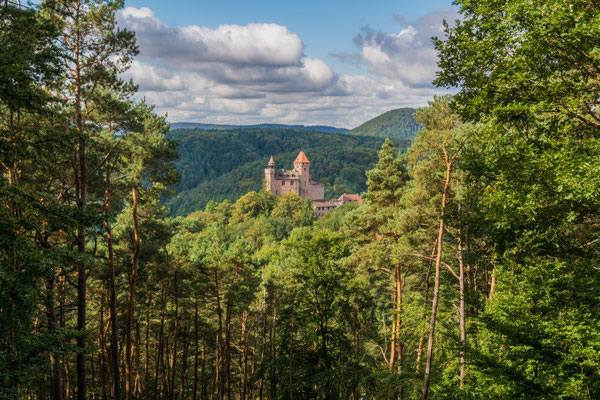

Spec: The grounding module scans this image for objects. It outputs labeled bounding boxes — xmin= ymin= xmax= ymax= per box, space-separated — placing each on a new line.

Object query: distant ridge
xmin=170 ymin=122 xmax=349 ymax=134
xmin=348 ymin=108 xmax=420 ymax=140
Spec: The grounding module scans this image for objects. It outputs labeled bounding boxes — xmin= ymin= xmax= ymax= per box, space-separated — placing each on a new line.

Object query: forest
xmin=166 ymin=128 xmax=403 ymax=216
xmin=347 ymin=108 xmax=420 ymax=140
xmin=1 ymin=0 xmax=599 ymax=400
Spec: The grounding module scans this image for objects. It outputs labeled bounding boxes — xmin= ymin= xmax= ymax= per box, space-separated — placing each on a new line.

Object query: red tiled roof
xmin=294 ymin=151 xmax=310 ymax=163
xmin=338 ymin=193 xmax=362 ymax=205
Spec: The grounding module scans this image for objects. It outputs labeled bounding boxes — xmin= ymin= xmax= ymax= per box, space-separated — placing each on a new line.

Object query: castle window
xmin=282 ymin=181 xmax=285 ymax=186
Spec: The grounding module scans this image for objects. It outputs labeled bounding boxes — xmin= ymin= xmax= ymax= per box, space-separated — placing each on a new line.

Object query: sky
xmin=119 ymin=0 xmax=459 ymax=128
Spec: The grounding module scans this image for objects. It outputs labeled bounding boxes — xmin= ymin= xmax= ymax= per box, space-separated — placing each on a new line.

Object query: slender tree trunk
xmin=60 ymin=276 xmax=69 ymax=400
xmin=47 ymin=277 xmax=64 ymax=400
xmin=200 ymin=340 xmax=206 ymax=400
xmin=73 ymin=5 xmax=88 ymax=395
xmin=214 ymin=270 xmax=224 ymax=400
xmin=91 ymin=349 xmax=96 ymax=398
xmin=270 ymin=304 xmax=278 ymax=400
xmin=389 ymin=270 xmax=397 ymax=371
xmin=397 ymin=264 xmax=403 ymax=376
xmin=164 ymin=334 xmax=171 ymax=398
xmin=488 ymin=264 xmax=497 ymax=300
xmin=103 ymin=166 xmax=121 ymax=400
xmin=180 ymin=327 xmax=189 ymax=400
xmin=145 ymin=300 xmax=151 ymax=400
xmin=126 ymin=185 xmax=141 ymax=400
xmin=193 ymin=295 xmax=199 ymax=400
xmin=416 ymin=241 xmax=436 ymax=374
xmin=458 ymin=230 xmax=467 ymax=388
xmin=169 ymin=288 xmax=179 ymax=400
xmin=224 ymin=304 xmax=232 ymax=400
xmin=211 ymin=331 xmax=218 ymax=400
xmin=135 ymin=320 xmax=142 ymax=397
xmin=259 ymin=273 xmax=267 ymax=400
xmin=241 ymin=310 xmax=249 ymax=400
xmin=288 ymin=299 xmax=294 ymax=400
xmin=75 ymin=92 xmax=88 ymax=400
xmin=155 ymin=284 xmax=166 ymax=396
xmin=421 ymin=155 xmax=452 ymax=400
xmin=153 ymin=282 xmax=166 ymax=396
xmin=99 ymin=287 xmax=108 ymax=400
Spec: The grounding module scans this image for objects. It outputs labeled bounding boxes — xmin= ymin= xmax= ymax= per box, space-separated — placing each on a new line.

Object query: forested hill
xmin=170 ymin=122 xmax=349 ymax=134
xmin=167 ymin=128 xmax=408 ymax=215
xmin=348 ymin=107 xmax=420 ymax=139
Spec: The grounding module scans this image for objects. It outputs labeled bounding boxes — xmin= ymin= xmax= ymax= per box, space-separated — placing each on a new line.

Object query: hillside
xmin=348 ymin=107 xmax=420 ymax=139
xmin=170 ymin=122 xmax=348 ymax=134
xmin=166 ymin=127 xmax=411 ymax=216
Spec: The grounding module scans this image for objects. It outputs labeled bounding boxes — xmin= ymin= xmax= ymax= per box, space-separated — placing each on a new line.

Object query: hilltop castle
xmin=265 ymin=151 xmax=324 ymax=200
xmin=265 ymin=151 xmax=362 ymax=217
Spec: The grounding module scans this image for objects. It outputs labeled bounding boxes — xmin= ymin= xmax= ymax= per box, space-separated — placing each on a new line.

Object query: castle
xmin=265 ymin=151 xmax=362 ymax=217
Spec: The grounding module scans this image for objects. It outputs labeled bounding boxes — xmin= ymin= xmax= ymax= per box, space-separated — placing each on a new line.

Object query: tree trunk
xmin=47 ymin=277 xmax=64 ymax=400
xmin=180 ymin=328 xmax=189 ymax=400
xmin=396 ymin=264 xmax=403 ymax=376
xmin=200 ymin=340 xmax=206 ymax=400
xmin=155 ymin=284 xmax=166 ymax=397
xmin=99 ymin=287 xmax=108 ymax=400
xmin=73 ymin=10 xmax=88 ymax=396
xmin=288 ymin=299 xmax=294 ymax=400
xmin=421 ymin=154 xmax=452 ymax=400
xmin=389 ymin=270 xmax=397 ymax=371
xmin=224 ymin=303 xmax=232 ymax=400
xmin=214 ymin=270 xmax=224 ymax=400
xmin=270 ymin=305 xmax=278 ymax=400
xmin=259 ymin=273 xmax=267 ymax=400
xmin=488 ymin=264 xmax=497 ymax=300
xmin=169 ymin=288 xmax=179 ymax=400
xmin=241 ymin=310 xmax=249 ymax=400
xmin=193 ymin=295 xmax=199 ymax=400
xmin=457 ymin=230 xmax=467 ymax=388
xmin=416 ymin=240 xmax=436 ymax=375
xmin=145 ymin=298 xmax=151 ymax=400
xmin=126 ymin=185 xmax=141 ymax=400
xmin=135 ymin=320 xmax=142 ymax=397
xmin=103 ymin=166 xmax=121 ymax=400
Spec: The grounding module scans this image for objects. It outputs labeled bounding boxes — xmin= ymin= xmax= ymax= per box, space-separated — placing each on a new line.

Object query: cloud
xmin=118 ymin=7 xmax=303 ymax=67
xmin=116 ymin=6 xmax=454 ymax=128
xmin=338 ymin=8 xmax=461 ymax=87
xmin=124 ymin=61 xmax=186 ymax=92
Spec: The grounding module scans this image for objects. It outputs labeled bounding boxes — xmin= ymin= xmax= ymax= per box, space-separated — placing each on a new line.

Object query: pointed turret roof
xmin=294 ymin=151 xmax=310 ymax=163
xmin=268 ymin=156 xmax=275 ymax=166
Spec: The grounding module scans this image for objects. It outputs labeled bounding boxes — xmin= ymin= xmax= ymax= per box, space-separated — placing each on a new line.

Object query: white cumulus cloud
xmin=337 ymin=8 xmax=460 ymax=87
xmin=116 ymin=6 xmax=455 ymax=127
xmin=118 ymin=7 xmax=303 ymax=67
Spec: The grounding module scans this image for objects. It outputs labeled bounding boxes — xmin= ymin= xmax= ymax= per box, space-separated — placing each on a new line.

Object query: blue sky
xmin=120 ymin=0 xmax=458 ymax=127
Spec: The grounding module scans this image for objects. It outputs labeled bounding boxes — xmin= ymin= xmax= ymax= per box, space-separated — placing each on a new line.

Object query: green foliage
xmin=348 ymin=108 xmax=421 ymax=140
xmin=4 ymin=0 xmax=600 ymax=398
xmin=434 ymin=0 xmax=600 ymax=398
xmin=167 ymin=128 xmax=410 ymax=215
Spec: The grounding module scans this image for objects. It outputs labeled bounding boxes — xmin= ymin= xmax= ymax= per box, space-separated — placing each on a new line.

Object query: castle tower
xmin=294 ymin=151 xmax=310 ymax=176
xmin=294 ymin=151 xmax=311 ymax=197
xmin=265 ymin=156 xmax=275 ymax=192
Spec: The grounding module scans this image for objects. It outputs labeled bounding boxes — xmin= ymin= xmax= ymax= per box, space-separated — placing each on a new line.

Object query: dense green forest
xmin=348 ymin=108 xmax=420 ymax=140
xmin=2 ymin=1 xmax=600 ymax=400
xmin=167 ymin=128 xmax=404 ymax=215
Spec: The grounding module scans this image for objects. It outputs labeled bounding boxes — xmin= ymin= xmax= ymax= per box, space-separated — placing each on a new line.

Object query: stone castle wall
xmin=265 ymin=153 xmax=324 ymax=200
xmin=265 ymin=152 xmax=361 ymax=218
